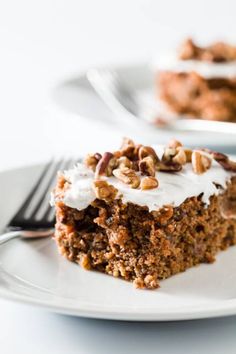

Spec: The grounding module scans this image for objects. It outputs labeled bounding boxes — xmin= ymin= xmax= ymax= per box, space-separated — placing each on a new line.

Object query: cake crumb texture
xmin=54 ymin=176 xmax=236 ymax=289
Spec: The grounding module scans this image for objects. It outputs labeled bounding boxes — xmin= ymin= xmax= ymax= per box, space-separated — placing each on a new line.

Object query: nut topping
xmin=183 ymin=148 xmax=193 ymax=163
xmin=93 ymin=180 xmax=118 ymax=201
xmin=162 ymin=147 xmax=177 ymax=162
xmin=83 ymin=137 xmax=234 ymax=193
xmin=140 ymin=177 xmax=159 ymax=190
xmin=157 ymin=160 xmax=182 ymax=172
xmin=172 ymin=148 xmax=187 ymax=165
xmin=117 ymin=156 xmax=132 ymax=169
xmin=120 ymin=137 xmax=135 ymax=158
xmin=84 ymin=153 xmax=102 ymax=171
xmin=168 ymin=139 xmax=183 ymax=149
xmin=202 ymin=149 xmax=236 ymax=172
xmin=113 ymin=167 xmax=140 ymax=189
xmin=192 ymin=151 xmax=212 ymax=174
xmin=138 ymin=146 xmax=160 ymax=164
xmin=139 ymin=156 xmax=156 ymax=177
xmin=95 ymin=152 xmax=117 ymax=177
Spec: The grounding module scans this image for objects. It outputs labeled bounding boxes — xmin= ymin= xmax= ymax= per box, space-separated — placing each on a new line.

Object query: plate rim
xmin=2 ymin=285 xmax=236 ymax=321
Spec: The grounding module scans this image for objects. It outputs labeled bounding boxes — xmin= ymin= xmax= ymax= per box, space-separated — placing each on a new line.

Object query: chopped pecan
xmin=157 ymin=160 xmax=182 ymax=172
xmin=162 ymin=147 xmax=177 ymax=162
xmin=172 ymin=147 xmax=187 ymax=165
xmin=117 ymin=156 xmax=132 ymax=169
xmin=133 ymin=144 xmax=143 ymax=160
xmin=113 ymin=167 xmax=140 ymax=188
xmin=93 ymin=180 xmax=118 ymax=201
xmin=161 ymin=143 xmax=185 ymax=171
xmin=138 ymin=146 xmax=160 ymax=164
xmin=121 ymin=137 xmax=135 ymax=148
xmin=179 ymin=38 xmax=199 ymax=60
xmin=84 ymin=153 xmax=102 ymax=171
xmin=140 ymin=176 xmax=159 ymax=190
xmin=120 ymin=137 xmax=135 ymax=158
xmin=183 ymin=148 xmax=193 ymax=163
xmin=167 ymin=139 xmax=183 ymax=149
xmin=95 ymin=152 xmax=117 ymax=177
xmin=139 ymin=156 xmax=156 ymax=176
xmin=202 ymin=149 xmax=236 ymax=172
xmin=192 ymin=151 xmax=212 ymax=174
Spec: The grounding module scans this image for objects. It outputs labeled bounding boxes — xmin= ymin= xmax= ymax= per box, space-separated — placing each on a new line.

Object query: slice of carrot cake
xmin=156 ymin=39 xmax=236 ymax=122
xmin=52 ymin=138 xmax=236 ymax=289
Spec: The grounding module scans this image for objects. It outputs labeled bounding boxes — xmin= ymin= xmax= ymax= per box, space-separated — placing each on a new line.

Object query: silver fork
xmin=87 ymin=67 xmax=236 ymax=135
xmin=87 ymin=68 xmax=146 ymax=126
xmin=0 ymin=159 xmax=75 ymax=245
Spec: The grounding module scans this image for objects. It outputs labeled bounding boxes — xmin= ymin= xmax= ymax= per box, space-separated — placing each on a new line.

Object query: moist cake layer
xmin=158 ymin=72 xmax=236 ymax=122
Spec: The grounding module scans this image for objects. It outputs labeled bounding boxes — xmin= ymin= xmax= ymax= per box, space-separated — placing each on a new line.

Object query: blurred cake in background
xmin=156 ymin=39 xmax=236 ymax=122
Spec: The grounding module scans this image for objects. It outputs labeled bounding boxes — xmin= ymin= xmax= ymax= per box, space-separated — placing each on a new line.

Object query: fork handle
xmin=0 ymin=230 xmax=22 ymax=245
xmin=0 ymin=229 xmax=54 ymax=245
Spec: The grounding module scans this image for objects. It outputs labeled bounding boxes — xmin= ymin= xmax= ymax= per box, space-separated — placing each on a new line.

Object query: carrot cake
xmin=52 ymin=138 xmax=236 ymax=289
xmin=156 ymin=39 xmax=236 ymax=122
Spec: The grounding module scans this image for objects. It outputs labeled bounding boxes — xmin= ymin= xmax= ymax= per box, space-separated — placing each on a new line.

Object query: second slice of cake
xmin=156 ymin=39 xmax=236 ymax=122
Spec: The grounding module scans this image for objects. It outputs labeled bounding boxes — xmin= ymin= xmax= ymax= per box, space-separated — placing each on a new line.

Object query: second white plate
xmin=52 ymin=62 xmax=236 ymax=151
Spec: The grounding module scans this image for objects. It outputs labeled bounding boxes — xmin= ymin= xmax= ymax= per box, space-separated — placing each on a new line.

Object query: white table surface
xmin=1 ymin=1 xmax=236 ymax=352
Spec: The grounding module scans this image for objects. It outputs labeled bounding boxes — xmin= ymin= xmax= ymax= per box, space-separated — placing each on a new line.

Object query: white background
xmin=1 ymin=0 xmax=236 ymax=352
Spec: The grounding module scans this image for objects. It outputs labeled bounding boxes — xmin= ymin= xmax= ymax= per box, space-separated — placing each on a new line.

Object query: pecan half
xmin=192 ymin=151 xmax=212 ymax=174
xmin=84 ymin=153 xmax=102 ymax=171
xmin=93 ymin=180 xmax=118 ymax=201
xmin=140 ymin=176 xmax=159 ymax=190
xmin=95 ymin=152 xmax=117 ymax=177
xmin=139 ymin=156 xmax=156 ymax=176
xmin=113 ymin=167 xmax=140 ymax=188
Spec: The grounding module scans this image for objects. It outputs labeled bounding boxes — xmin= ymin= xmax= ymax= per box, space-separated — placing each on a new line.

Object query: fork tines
xmin=8 ymin=159 xmax=76 ymax=230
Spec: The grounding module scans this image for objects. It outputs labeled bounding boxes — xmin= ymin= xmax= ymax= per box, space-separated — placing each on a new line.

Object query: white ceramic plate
xmin=1 ymin=163 xmax=236 ymax=321
xmin=52 ymin=63 xmax=236 ymax=151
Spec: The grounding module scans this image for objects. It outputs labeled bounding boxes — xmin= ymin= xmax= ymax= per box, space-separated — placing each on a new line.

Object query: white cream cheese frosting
xmin=154 ymin=55 xmax=236 ymax=79
xmin=59 ymin=146 xmax=233 ymax=212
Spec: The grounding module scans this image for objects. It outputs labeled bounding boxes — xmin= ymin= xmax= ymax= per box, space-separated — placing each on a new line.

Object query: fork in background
xmin=87 ymin=68 xmax=146 ymax=126
xmin=87 ymin=67 xmax=236 ymax=135
xmin=0 ymin=158 xmax=75 ymax=245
